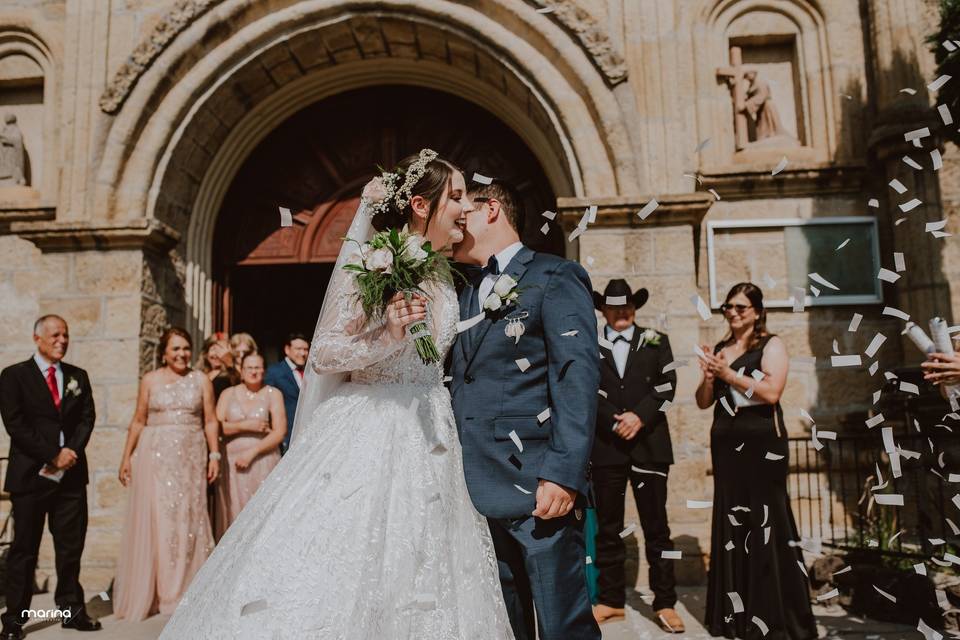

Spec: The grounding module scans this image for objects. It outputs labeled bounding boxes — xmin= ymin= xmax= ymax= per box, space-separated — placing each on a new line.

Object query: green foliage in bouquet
xmin=342 ymin=227 xmax=455 ymax=363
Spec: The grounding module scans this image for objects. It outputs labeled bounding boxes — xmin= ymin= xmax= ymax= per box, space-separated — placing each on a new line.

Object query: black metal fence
xmin=787 ymin=432 xmax=960 ymax=558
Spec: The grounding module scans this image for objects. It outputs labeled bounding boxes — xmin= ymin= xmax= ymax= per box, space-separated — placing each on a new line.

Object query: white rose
xmin=483 ymin=293 xmax=503 ymax=311
xmin=402 ymin=234 xmax=428 ymax=262
xmin=66 ymin=379 xmax=79 ymax=392
xmin=366 ymin=248 xmax=394 ymax=273
xmin=492 ymin=274 xmax=517 ymax=298
xmin=643 ymin=329 xmax=657 ymax=342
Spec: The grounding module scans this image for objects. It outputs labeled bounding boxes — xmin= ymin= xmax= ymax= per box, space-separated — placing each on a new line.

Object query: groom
xmin=451 ymin=179 xmax=601 ymax=640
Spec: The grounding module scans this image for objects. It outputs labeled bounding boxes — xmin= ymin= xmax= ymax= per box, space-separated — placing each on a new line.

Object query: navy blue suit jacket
xmin=450 ymin=246 xmax=600 ymax=519
xmin=264 ymin=360 xmax=300 ymax=452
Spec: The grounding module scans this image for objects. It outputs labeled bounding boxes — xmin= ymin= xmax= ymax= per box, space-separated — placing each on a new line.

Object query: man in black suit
xmin=264 ymin=332 xmax=309 ymax=453
xmin=0 ymin=315 xmax=101 ymax=638
xmin=590 ymin=280 xmax=683 ymax=633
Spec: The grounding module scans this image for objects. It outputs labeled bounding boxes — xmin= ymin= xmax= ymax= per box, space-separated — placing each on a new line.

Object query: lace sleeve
xmin=308 ymin=271 xmax=406 ymax=374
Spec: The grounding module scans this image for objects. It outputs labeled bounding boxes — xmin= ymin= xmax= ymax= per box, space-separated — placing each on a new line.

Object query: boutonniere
xmin=482 ymin=274 xmax=522 ymax=314
xmin=639 ymin=329 xmax=662 ymax=348
xmin=65 ymin=377 xmax=81 ymax=397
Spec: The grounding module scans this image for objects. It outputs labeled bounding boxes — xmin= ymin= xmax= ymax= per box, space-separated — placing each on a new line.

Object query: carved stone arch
xmin=0 ymin=28 xmax=57 ymax=216
xmin=694 ymin=0 xmax=836 ymax=168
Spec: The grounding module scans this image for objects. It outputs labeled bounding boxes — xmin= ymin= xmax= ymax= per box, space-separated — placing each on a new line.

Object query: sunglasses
xmin=720 ymin=303 xmax=754 ymax=314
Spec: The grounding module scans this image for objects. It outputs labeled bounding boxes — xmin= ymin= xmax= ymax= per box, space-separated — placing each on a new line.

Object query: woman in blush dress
xmin=213 ymin=352 xmax=285 ymax=539
xmin=229 ymin=333 xmax=258 ymax=377
xmin=114 ymin=327 xmax=220 ymax=621
xmin=199 ymin=332 xmax=239 ymax=401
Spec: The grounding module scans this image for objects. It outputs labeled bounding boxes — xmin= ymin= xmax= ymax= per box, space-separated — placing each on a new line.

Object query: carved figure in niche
xmin=0 ymin=113 xmax=26 ymax=186
xmin=743 ymin=70 xmax=789 ymax=141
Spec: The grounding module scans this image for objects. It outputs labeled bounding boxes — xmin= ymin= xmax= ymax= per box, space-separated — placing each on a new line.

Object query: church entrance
xmin=211 ymin=85 xmax=559 ymax=361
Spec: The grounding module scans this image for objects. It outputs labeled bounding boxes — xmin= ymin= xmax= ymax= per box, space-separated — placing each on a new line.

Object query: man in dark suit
xmin=590 ymin=280 xmax=683 ymax=633
xmin=0 ymin=315 xmax=101 ymax=639
xmin=264 ymin=332 xmax=309 ymax=453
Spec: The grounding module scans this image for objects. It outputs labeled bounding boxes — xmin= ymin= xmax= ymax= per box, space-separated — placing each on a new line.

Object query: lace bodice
xmin=310 ymin=279 xmax=459 ymax=387
xmin=145 ymin=370 xmax=204 ymax=428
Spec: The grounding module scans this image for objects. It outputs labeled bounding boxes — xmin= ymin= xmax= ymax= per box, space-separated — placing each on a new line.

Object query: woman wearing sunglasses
xmin=695 ymin=282 xmax=817 ymax=640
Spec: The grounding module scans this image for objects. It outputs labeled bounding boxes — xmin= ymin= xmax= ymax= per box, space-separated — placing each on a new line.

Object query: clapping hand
xmin=699 ymin=347 xmax=730 ymax=383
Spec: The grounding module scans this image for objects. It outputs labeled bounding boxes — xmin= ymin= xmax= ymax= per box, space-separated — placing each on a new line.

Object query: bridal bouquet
xmin=343 ymin=227 xmax=454 ymax=364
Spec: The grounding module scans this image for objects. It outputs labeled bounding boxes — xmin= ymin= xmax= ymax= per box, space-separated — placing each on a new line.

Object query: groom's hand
xmin=532 ymin=479 xmax=577 ymax=520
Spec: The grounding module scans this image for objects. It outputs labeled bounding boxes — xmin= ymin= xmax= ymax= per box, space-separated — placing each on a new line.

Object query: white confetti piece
xmin=903 ymin=156 xmax=923 ymax=170
xmin=727 ymin=591 xmax=744 ymax=613
xmin=720 ymin=396 xmax=736 ymax=417
xmin=709 ymin=188 xmax=721 ymax=200
xmin=515 ymin=358 xmax=531 ymax=372
xmin=810 ymin=284 xmax=821 ymax=297
xmin=598 ymin=336 xmax=614 ymax=350
xmin=878 ymin=268 xmax=900 ymax=283
xmin=560 ymin=330 xmax=578 ymax=336
xmin=864 ymin=333 xmax=887 ymax=357
xmin=735 ymin=442 xmax=745 ymax=452
xmin=882 ymin=306 xmax=910 ymax=321
xmin=900 ymin=198 xmax=922 ymax=212
xmin=900 ymin=381 xmax=920 ymax=395
xmin=797 ymin=559 xmax=808 ymax=576
xmin=915 ymin=563 xmax=927 ymax=575
xmin=772 ymin=156 xmax=788 ymax=176
xmin=661 ymin=550 xmax=682 ymax=560
xmin=927 ymin=219 xmax=948 ymax=232
xmin=662 ymin=360 xmax=687 ymax=373
xmin=817 ymin=589 xmax=840 ymax=601
xmin=904 ymin=127 xmax=929 ymax=143
xmin=514 ymin=483 xmax=532 ymax=495
xmin=873 ymin=585 xmax=897 ymax=602
xmin=99 ymin=591 xmax=110 ymax=601
xmin=541 ymin=210 xmax=557 ymax=220
xmin=686 ymin=500 xmax=712 ymax=509
xmin=895 ymin=217 xmax=908 ymax=226
xmin=889 ymin=178 xmax=907 ymax=194
xmin=937 ymin=589 xmax=950 ymax=610
xmin=659 ymin=399 xmax=672 ymax=412
xmin=832 ymin=565 xmax=852 ymax=576
xmin=918 ymin=618 xmax=943 ymax=640
xmin=540 ymin=222 xmax=550 ymax=235
xmin=585 ymin=555 xmax=593 ymax=565
xmin=929 ymin=74 xmax=952 ymax=92
xmin=456 ymin=312 xmax=486 ymax=333
xmin=901 ymin=88 xmax=918 ymax=96
xmin=875 ymin=493 xmax=904 ymax=506
xmin=894 ymin=252 xmax=905 ymax=272
xmin=792 ymin=287 xmax=806 ymax=312
xmin=868 ymin=198 xmax=880 ymax=207
xmin=471 ymin=172 xmax=493 ymax=184
xmin=691 ymin=294 xmax=712 ymax=321
xmin=725 ymin=540 xmax=735 ymax=551
xmin=637 ymin=198 xmax=659 ymax=220
xmin=587 ymin=205 xmax=598 ymax=224
xmin=945 ymin=40 xmax=958 ymax=51
xmin=597 ymin=389 xmax=607 ymax=398
xmin=940 ymin=104 xmax=954 ymax=126
xmin=240 ymin=598 xmax=270 ymax=617
xmin=442 ymin=376 xmax=452 ymax=383
xmin=631 ymin=466 xmax=667 ymax=477
xmin=831 ymin=355 xmax=862 ymax=367
xmin=836 ymin=238 xmax=850 ymax=250
xmin=948 ymin=518 xmax=960 ymax=535
xmin=619 ymin=524 xmax=637 ymax=538
xmin=567 ymin=226 xmax=584 ymax=242
xmin=848 ymin=313 xmax=863 ymax=332
xmin=765 ymin=452 xmax=785 ymax=461
xmin=752 ymin=615 xmax=770 ymax=636
xmin=932 ymin=230 xmax=952 ymax=238
xmin=507 ymin=429 xmax=523 ymax=452
xmin=654 ymin=382 xmax=673 ymax=393
xmin=865 ymin=413 xmax=885 ymax=428
xmin=536 ymin=408 xmax=550 ymax=423
xmin=808 ymin=272 xmax=840 ymax=291
xmin=279 ymin=206 xmax=293 ymax=227
xmin=932 ymin=149 xmax=944 ymax=171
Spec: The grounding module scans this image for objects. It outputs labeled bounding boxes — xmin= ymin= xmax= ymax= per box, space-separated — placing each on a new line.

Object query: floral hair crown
xmin=362 ymin=148 xmax=439 ymax=217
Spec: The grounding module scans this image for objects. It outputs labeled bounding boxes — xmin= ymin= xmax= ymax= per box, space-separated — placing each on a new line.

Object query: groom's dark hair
xmin=469 ymin=179 xmax=524 ymax=232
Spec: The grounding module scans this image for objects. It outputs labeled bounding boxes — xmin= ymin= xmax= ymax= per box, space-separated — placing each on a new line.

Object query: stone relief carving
xmin=99 ymin=0 xmax=222 ymax=114
xmin=100 ymin=0 xmax=628 ymax=115
xmin=0 ymin=113 xmax=26 ymax=186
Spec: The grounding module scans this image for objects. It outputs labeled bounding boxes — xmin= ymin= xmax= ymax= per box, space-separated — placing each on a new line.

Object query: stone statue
xmin=742 ymin=70 xmax=788 ymax=141
xmin=0 ymin=113 xmax=26 ymax=186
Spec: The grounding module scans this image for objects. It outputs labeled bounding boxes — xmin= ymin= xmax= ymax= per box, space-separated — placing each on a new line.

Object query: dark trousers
xmin=593 ymin=462 xmax=677 ymax=611
xmin=488 ymin=512 xmax=600 ymax=640
xmin=2 ymin=483 xmax=88 ymax=627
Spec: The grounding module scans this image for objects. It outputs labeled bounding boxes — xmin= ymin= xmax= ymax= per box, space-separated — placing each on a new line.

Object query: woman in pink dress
xmin=114 ymin=327 xmax=220 ymax=621
xmin=213 ymin=352 xmax=285 ymax=539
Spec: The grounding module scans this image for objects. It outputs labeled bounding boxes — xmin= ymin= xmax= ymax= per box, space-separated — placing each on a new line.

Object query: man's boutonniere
xmin=65 ymin=377 xmax=81 ymax=397
xmin=482 ymin=274 xmax=521 ymax=313
xmin=639 ymin=328 xmax=662 ymax=348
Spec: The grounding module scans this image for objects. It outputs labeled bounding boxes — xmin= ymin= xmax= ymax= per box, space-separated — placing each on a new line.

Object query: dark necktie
xmin=295 ymin=366 xmax=304 ymax=380
xmin=470 ymin=256 xmax=502 ymax=311
xmin=612 ymin=335 xmax=628 ymax=344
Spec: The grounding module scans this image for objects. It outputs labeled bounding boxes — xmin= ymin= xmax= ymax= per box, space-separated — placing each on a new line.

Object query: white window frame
xmin=706 ymin=216 xmax=882 ymax=309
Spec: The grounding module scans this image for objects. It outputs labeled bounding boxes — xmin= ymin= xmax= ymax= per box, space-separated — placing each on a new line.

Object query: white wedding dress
xmin=159 ymin=272 xmax=514 ymax=638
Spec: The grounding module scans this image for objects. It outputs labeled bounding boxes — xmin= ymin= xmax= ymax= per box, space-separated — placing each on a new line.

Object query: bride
xmin=159 ymin=150 xmax=514 ymax=639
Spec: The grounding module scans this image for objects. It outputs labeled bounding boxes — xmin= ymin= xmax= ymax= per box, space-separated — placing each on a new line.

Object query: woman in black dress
xmin=696 ymin=282 xmax=817 ymax=640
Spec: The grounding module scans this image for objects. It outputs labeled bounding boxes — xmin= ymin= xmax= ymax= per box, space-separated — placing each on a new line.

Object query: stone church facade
xmin=0 ymin=0 xmax=957 ymax=593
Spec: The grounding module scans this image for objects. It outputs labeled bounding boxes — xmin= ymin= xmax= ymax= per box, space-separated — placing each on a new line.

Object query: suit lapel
xmin=58 ymin=362 xmax=74 ymax=414
xmin=464 ymin=246 xmax=535 ymax=373
xmin=622 ymin=325 xmax=644 ymax=379
xmin=458 ymin=284 xmax=475 ymax=362
xmin=599 ymin=327 xmax=619 ymax=377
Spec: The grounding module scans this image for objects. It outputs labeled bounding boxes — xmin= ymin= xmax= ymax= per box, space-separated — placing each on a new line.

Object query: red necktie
xmin=46 ymin=365 xmax=61 ymax=410
xmin=295 ymin=367 xmax=304 ymax=380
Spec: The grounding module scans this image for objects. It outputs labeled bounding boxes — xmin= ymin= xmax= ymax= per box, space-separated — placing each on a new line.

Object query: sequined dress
xmin=114 ymin=370 xmax=215 ymax=621
xmin=160 ymin=282 xmax=514 ymax=639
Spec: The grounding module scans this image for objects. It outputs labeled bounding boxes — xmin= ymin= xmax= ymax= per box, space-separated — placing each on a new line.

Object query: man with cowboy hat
xmin=590 ymin=279 xmax=683 ymax=633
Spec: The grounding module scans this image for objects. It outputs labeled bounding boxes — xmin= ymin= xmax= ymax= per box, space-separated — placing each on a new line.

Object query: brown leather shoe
xmin=656 ymin=607 xmax=685 ymax=633
xmin=593 ymin=603 xmax=625 ymax=624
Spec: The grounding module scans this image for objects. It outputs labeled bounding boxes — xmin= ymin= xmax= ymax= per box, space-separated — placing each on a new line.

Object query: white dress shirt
xmin=285 ymin=357 xmax=303 ymax=390
xmin=477 ymin=242 xmax=524 ymax=311
xmin=34 ymin=352 xmax=65 ymax=446
xmin=605 ymin=325 xmax=635 ymax=378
